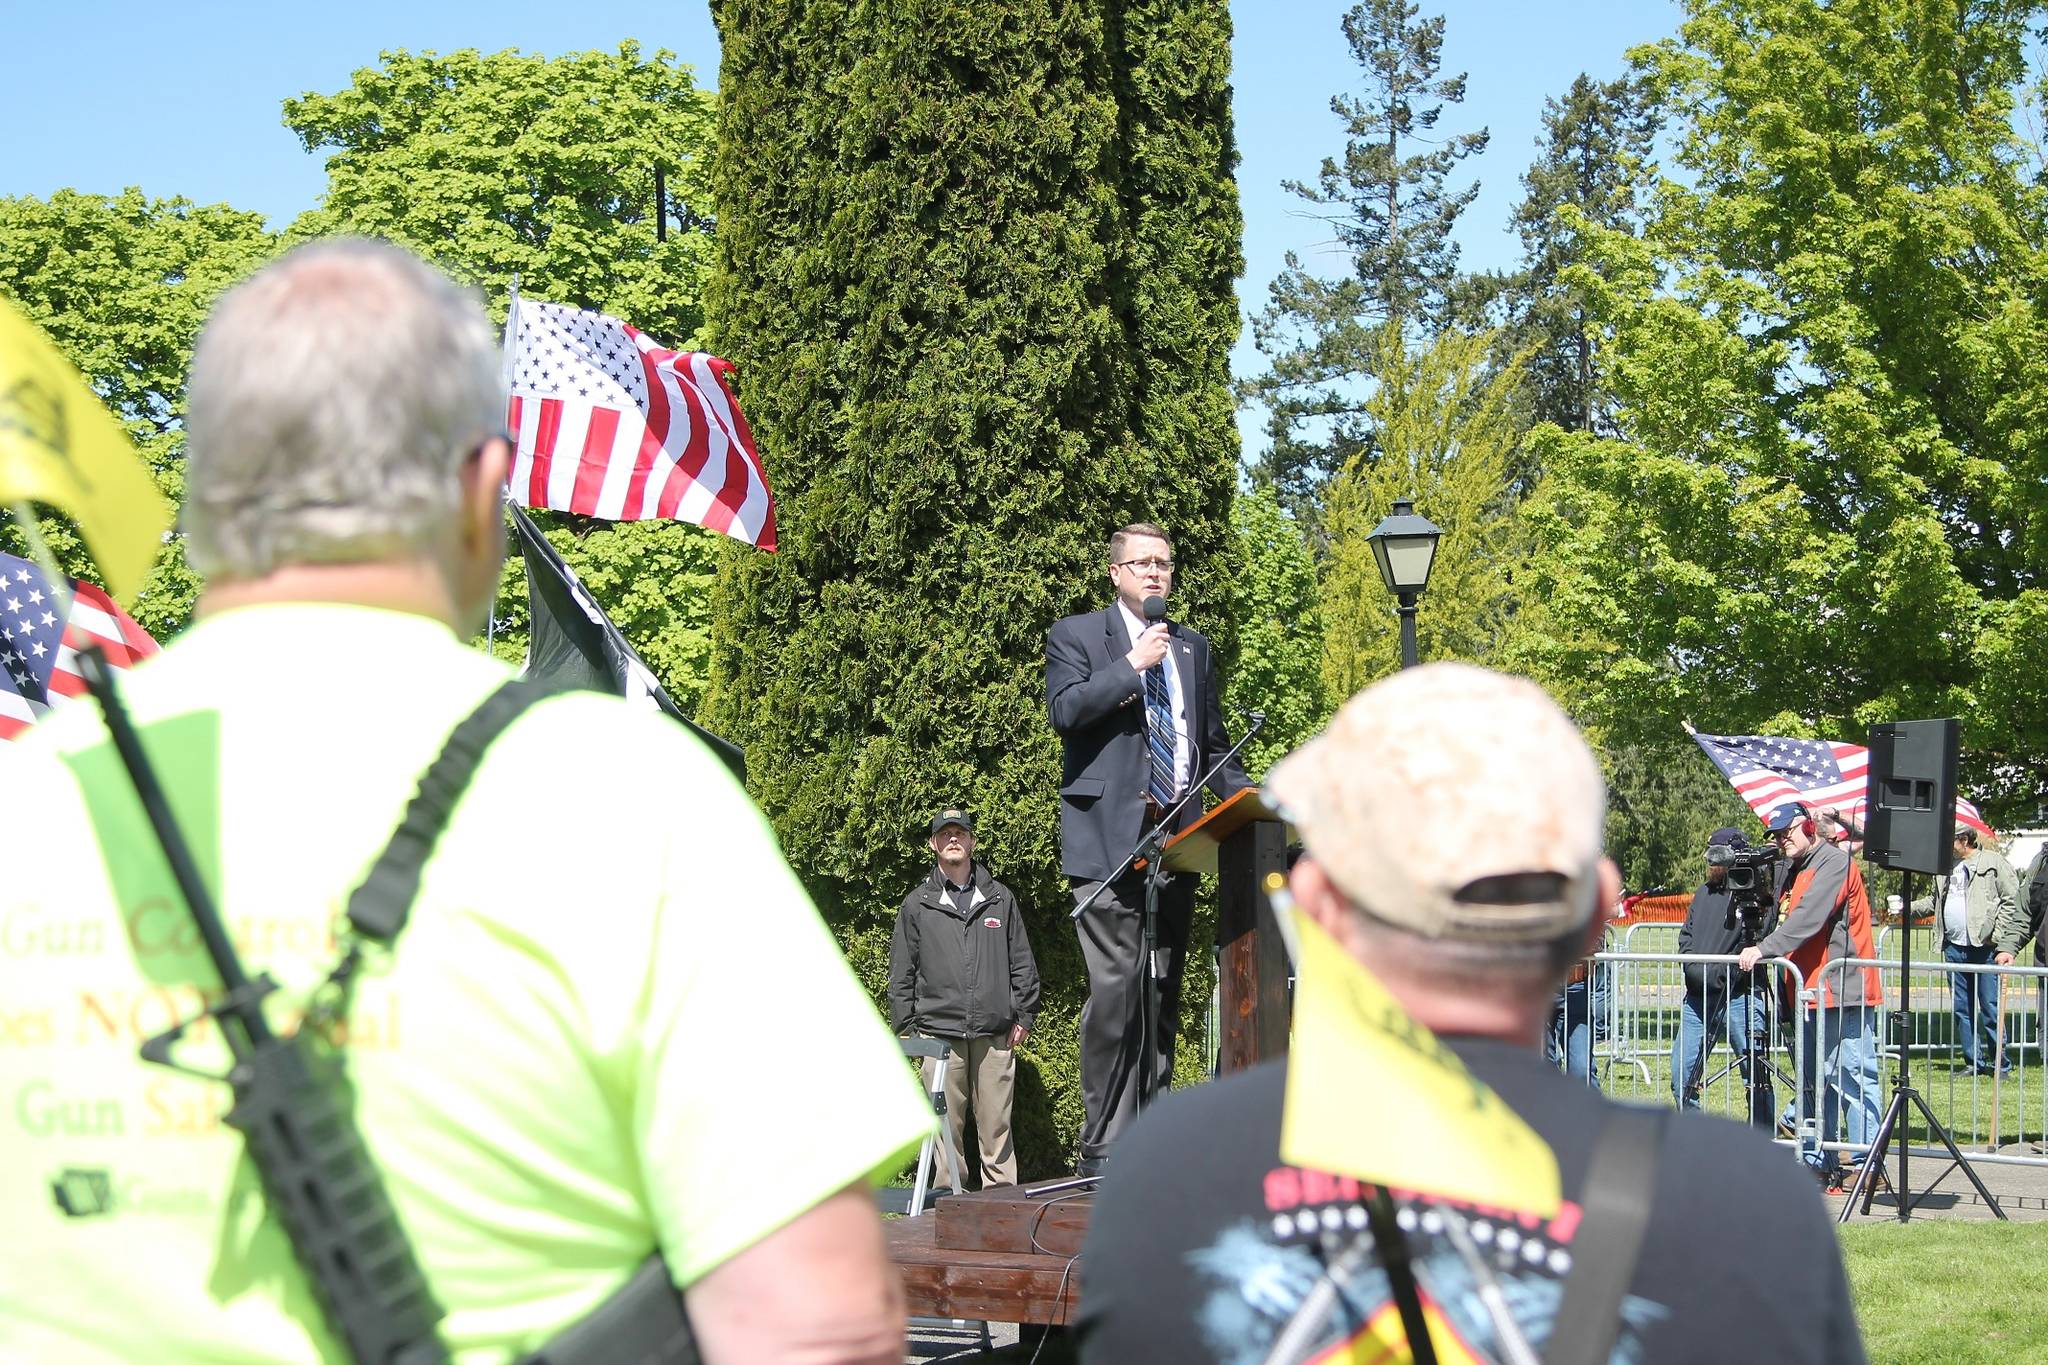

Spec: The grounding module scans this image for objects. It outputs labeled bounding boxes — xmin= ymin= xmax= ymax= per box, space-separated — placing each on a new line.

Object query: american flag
xmin=504 ymin=298 xmax=777 ymax=550
xmin=1689 ymin=730 xmax=1994 ymax=841
xmin=0 ymin=551 xmax=159 ymax=740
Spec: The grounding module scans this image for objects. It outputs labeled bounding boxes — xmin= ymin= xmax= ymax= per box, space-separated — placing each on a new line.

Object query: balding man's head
xmin=184 ymin=239 xmax=502 ymax=586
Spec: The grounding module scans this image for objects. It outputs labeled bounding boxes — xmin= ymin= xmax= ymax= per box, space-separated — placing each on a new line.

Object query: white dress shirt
xmin=1118 ymin=599 xmax=1191 ymax=799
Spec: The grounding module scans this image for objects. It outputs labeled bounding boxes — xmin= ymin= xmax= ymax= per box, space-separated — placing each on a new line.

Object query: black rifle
xmin=79 ymin=647 xmax=449 ymax=1364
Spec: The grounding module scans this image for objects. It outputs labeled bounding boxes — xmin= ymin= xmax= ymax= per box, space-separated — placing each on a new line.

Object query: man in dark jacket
xmin=1671 ymin=826 xmax=1777 ymax=1126
xmin=1044 ymin=522 xmax=1252 ymax=1174
xmin=888 ymin=808 xmax=1041 ymax=1189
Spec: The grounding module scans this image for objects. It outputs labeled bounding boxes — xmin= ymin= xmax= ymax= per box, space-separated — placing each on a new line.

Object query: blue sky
xmin=0 ymin=1 xmax=1682 ymax=451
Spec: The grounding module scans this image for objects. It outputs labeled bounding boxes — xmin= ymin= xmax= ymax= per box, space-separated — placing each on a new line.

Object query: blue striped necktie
xmin=1145 ymin=662 xmax=1176 ymax=806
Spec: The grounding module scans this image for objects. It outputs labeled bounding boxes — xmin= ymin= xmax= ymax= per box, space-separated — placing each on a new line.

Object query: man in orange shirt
xmin=1738 ymin=802 xmax=1882 ymax=1187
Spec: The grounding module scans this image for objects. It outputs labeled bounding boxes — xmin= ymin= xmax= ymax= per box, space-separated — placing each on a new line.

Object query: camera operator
xmin=1738 ymin=803 xmax=1882 ymax=1187
xmin=1672 ymin=827 xmax=1777 ymax=1127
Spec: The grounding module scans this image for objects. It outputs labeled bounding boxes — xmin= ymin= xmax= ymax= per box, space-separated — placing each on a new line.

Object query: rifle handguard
xmin=227 ymin=1035 xmax=447 ymax=1365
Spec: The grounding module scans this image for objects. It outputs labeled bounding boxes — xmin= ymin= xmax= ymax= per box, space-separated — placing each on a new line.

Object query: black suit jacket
xmin=1045 ymin=604 xmax=1252 ymax=882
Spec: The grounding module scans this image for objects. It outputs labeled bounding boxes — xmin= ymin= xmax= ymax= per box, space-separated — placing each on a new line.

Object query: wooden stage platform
xmin=888 ymin=1180 xmax=1094 ymax=1324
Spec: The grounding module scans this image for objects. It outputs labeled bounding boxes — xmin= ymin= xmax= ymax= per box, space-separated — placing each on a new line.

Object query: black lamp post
xmin=1366 ymin=497 xmax=1443 ymax=670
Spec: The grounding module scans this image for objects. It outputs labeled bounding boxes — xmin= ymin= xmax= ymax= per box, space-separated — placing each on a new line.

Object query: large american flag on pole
xmin=504 ymin=298 xmax=777 ymax=549
xmin=1689 ymin=730 xmax=1994 ymax=841
xmin=0 ymin=551 xmax=159 ymax=740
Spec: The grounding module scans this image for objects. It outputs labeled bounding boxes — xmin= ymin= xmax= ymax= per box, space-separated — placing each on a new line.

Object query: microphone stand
xmin=1071 ymin=710 xmax=1265 ymax=1121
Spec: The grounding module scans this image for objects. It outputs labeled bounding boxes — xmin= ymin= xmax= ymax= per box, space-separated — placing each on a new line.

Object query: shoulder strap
xmin=1544 ymin=1104 xmax=1666 ymax=1365
xmin=347 ymin=680 xmax=567 ymax=943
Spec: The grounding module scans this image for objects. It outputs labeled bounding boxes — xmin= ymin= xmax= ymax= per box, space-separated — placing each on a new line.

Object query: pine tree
xmin=703 ymin=0 xmax=1243 ymax=1169
xmin=1243 ymin=0 xmax=1487 ymax=518
xmin=1499 ymin=74 xmax=1657 ymax=435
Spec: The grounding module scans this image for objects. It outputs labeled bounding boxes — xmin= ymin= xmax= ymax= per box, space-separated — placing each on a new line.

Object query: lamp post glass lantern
xmin=1366 ymin=497 xmax=1442 ymax=669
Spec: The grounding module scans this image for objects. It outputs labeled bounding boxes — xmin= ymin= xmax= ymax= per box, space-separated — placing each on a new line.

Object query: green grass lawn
xmin=1840 ymin=1221 xmax=2048 ymax=1363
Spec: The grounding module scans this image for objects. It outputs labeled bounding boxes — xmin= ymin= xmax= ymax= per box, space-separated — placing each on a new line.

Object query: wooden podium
xmin=1164 ymin=787 xmax=1294 ymax=1071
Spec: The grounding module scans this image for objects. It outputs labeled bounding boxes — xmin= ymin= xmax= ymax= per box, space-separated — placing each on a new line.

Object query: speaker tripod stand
xmin=1839 ymin=867 xmax=2006 ymax=1223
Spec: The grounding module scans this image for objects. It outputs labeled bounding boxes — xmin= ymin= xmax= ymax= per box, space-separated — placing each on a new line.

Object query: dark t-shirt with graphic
xmin=1076 ymin=1041 xmax=1864 ymax=1365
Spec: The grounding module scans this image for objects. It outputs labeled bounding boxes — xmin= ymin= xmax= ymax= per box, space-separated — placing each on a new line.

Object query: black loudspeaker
xmin=1863 ymin=719 xmax=1959 ymax=876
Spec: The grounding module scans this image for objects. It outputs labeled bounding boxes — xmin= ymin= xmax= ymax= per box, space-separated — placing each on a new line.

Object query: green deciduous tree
xmin=284 ymin=44 xmax=728 ymax=708
xmin=1243 ymin=0 xmax=1488 ymax=519
xmin=1513 ymin=0 xmax=2048 ymax=822
xmin=0 ymin=188 xmax=274 ymax=633
xmin=1320 ymin=325 xmax=1526 ymax=698
xmin=1222 ymin=485 xmax=1327 ymax=778
xmin=286 ymin=43 xmax=717 ymax=341
xmin=704 ymin=0 xmax=1243 ymax=1170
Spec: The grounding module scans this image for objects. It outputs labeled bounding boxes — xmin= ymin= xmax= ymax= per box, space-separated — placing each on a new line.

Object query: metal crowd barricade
xmin=1813 ymin=955 xmax=2048 ymax=1169
xmin=1554 ymin=945 xmax=2048 ymax=1172
xmin=1553 ymin=949 xmax=1807 ymax=1150
xmin=1619 ymin=921 xmax=1680 ymax=957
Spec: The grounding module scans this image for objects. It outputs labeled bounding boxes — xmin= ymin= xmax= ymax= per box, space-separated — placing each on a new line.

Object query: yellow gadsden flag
xmin=1280 ymin=910 xmax=1562 ymax=1217
xmin=0 ymin=298 xmax=172 ymax=602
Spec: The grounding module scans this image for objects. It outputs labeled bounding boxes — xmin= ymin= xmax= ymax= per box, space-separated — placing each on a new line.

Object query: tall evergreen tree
xmin=1242 ymin=0 xmax=1487 ymax=518
xmin=1501 ymin=74 xmax=1657 ymax=435
xmin=703 ymin=0 xmax=1243 ymax=1168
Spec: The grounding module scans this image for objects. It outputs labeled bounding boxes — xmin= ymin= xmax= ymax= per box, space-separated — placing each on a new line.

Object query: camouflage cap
xmin=1265 ymin=662 xmax=1606 ymax=942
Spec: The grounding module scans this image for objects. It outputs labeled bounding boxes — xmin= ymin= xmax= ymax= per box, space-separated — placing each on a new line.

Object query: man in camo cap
xmin=1077 ymin=663 xmax=1864 ymax=1365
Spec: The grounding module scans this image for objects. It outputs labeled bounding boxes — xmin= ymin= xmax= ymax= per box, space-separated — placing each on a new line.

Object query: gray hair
xmin=183 ymin=238 xmax=502 ymax=580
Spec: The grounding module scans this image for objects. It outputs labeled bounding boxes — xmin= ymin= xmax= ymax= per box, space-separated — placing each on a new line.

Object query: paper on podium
xmin=1279 ymin=911 xmax=1561 ymax=1217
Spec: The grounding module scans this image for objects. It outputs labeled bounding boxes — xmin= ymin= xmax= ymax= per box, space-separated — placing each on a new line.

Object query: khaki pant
xmin=923 ymin=1034 xmax=1017 ymax=1189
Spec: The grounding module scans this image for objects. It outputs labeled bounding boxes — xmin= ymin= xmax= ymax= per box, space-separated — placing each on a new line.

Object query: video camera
xmin=1705 ymin=841 xmax=1778 ymax=894
xmin=1707 ymin=841 xmax=1779 ymax=945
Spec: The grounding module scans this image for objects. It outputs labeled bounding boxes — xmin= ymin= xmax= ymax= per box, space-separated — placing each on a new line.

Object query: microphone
xmin=1142 ymin=595 xmax=1167 ymax=627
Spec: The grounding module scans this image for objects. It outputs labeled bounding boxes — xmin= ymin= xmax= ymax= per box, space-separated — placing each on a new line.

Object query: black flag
xmin=509 ymin=504 xmax=746 ymax=781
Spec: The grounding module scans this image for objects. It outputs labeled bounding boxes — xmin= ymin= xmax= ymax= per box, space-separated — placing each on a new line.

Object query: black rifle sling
xmin=342 ymin=679 xmax=700 ymax=1365
xmin=1543 ymin=1105 xmax=1666 ymax=1365
xmin=347 ymin=679 xmax=565 ymax=943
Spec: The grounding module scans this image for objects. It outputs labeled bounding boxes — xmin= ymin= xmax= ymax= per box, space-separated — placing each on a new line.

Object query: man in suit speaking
xmin=1045 ymin=522 xmax=1253 ymax=1174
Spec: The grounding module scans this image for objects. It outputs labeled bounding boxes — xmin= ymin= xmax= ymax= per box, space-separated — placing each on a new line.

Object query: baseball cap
xmin=1265 ymin=662 xmax=1606 ymax=943
xmin=930 ymin=807 xmax=975 ymax=836
xmin=1709 ymin=826 xmax=1748 ymax=849
xmin=1762 ymin=803 xmax=1810 ymax=834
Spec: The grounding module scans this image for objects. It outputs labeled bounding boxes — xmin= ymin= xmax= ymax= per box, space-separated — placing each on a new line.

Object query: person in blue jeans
xmin=1739 ymin=803 xmax=1883 ymax=1186
xmin=1672 ymin=827 xmax=1777 ymax=1127
xmin=1925 ymin=827 xmax=2019 ymax=1075
xmin=1546 ymin=966 xmax=1605 ymax=1081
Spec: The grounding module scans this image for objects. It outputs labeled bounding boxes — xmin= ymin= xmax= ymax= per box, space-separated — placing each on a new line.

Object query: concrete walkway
xmin=1834 ymin=1138 xmax=2048 ymax=1222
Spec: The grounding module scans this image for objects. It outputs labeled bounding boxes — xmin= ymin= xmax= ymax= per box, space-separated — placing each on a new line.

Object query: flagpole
xmin=490 ymin=274 xmax=523 ymax=653
xmin=500 ymin=273 xmax=522 ymax=400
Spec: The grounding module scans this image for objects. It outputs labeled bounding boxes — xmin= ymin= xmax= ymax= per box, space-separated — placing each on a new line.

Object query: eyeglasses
xmin=1115 ymin=558 xmax=1176 ymax=573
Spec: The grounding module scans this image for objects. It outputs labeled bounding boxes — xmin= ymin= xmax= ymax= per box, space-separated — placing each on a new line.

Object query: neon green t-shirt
xmin=0 ymin=603 xmax=932 ymax=1362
